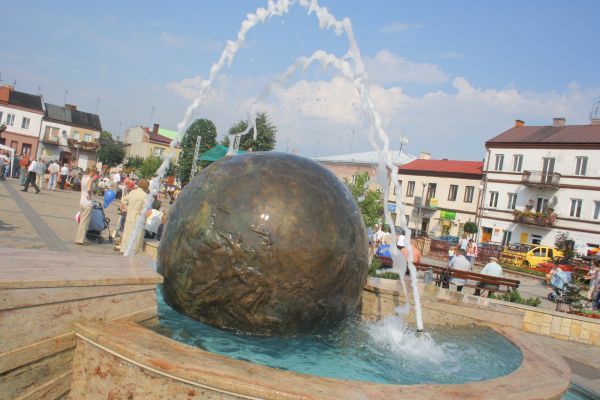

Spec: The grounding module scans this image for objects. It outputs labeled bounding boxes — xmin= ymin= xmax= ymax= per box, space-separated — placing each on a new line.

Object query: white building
xmin=38 ymin=103 xmax=102 ymax=169
xmin=390 ymin=158 xmax=483 ymax=236
xmin=478 ymin=118 xmax=600 ymax=248
xmin=0 ymin=85 xmax=44 ymax=157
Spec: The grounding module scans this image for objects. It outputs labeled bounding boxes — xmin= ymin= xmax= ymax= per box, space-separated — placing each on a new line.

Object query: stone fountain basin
xmin=69 ymin=317 xmax=570 ymax=400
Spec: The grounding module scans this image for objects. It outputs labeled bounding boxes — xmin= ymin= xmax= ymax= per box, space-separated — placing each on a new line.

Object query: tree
xmin=344 ymin=172 xmax=384 ymax=228
xmin=96 ymin=131 xmax=125 ymax=167
xmin=555 ymin=231 xmax=575 ymax=262
xmin=221 ymin=112 xmax=277 ymax=152
xmin=137 ymin=156 xmax=163 ymax=179
xmin=463 ymin=221 xmax=478 ymax=235
xmin=178 ymin=119 xmax=217 ymax=185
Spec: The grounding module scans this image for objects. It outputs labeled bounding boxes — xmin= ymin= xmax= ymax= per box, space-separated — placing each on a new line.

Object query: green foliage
xmin=555 ymin=231 xmax=576 ymax=261
xmin=178 ymin=119 xmax=218 ymax=185
xmin=125 ymin=156 xmax=145 ymax=171
xmin=97 ymin=131 xmax=125 ymax=167
xmin=221 ymin=112 xmax=277 ymax=152
xmin=463 ymin=221 xmax=478 ymax=234
xmin=136 ymin=156 xmax=162 ymax=179
xmin=489 ymin=290 xmax=541 ymax=307
xmin=344 ymin=172 xmax=384 ymax=228
xmin=367 ymin=259 xmax=399 ymax=280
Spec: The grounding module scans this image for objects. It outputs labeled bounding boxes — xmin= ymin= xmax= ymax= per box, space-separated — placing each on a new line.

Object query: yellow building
xmin=123 ymin=124 xmax=181 ymax=162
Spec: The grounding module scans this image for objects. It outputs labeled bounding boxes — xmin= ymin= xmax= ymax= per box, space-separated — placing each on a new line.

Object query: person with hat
xmin=474 ymin=256 xmax=503 ymax=297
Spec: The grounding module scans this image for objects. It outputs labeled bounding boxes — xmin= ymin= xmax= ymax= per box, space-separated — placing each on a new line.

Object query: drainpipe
xmin=475 ymin=147 xmax=492 ymax=242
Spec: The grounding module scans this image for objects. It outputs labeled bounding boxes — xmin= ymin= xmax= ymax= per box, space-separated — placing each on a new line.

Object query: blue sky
xmin=2 ymin=0 xmax=599 ymax=159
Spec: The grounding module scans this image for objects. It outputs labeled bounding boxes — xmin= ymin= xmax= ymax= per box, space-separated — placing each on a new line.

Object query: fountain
xmin=65 ymin=1 xmax=575 ymax=399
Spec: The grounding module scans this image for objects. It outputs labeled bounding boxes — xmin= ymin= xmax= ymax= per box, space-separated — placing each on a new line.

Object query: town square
xmin=1 ymin=1 xmax=599 ymax=399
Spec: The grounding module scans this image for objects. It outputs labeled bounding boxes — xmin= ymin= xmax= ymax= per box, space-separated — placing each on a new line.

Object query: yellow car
xmin=499 ymin=243 xmax=564 ymax=268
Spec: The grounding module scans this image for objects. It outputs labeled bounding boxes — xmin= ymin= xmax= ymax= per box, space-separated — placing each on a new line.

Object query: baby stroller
xmin=86 ymin=201 xmax=112 ymax=244
xmin=547 ymin=269 xmax=584 ymax=311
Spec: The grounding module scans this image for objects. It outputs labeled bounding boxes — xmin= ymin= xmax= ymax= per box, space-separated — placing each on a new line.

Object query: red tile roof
xmin=487 ymin=125 xmax=600 ymax=145
xmin=399 ymin=159 xmax=483 ymax=178
xmin=149 ymin=133 xmax=171 ymax=145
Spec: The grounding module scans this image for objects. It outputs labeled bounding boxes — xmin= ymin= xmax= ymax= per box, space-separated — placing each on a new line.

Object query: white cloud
xmin=365 ymin=49 xmax=448 ymax=85
xmin=159 ymin=31 xmax=185 ymax=48
xmin=380 ymin=21 xmax=423 ymax=34
xmin=166 ymin=62 xmax=600 ymax=159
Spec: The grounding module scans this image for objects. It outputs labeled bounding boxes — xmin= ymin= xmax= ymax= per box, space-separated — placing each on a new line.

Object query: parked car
xmin=478 ymin=241 xmax=504 ymax=252
xmin=434 ymin=235 xmax=459 ymax=244
xmin=499 ymin=243 xmax=564 ymax=267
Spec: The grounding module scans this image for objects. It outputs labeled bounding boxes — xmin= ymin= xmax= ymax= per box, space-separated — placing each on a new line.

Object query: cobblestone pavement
xmin=0 ymin=178 xmax=123 ymax=254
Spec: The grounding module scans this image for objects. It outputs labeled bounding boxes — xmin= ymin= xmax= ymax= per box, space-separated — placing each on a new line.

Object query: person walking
xmin=21 ymin=158 xmax=40 ymax=193
xmin=47 ymin=160 xmax=60 ymax=190
xmin=60 ymin=164 xmax=69 ymax=190
xmin=19 ymin=154 xmax=29 ymax=185
xmin=120 ymin=179 xmax=150 ymax=255
xmin=35 ymin=158 xmax=46 ymax=189
xmin=0 ymin=151 xmax=6 ymax=181
xmin=74 ymin=168 xmax=96 ymax=245
xmin=466 ymin=239 xmax=478 ymax=265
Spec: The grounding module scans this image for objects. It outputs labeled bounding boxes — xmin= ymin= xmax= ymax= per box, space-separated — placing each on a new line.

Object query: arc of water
xmin=124 ymin=0 xmax=424 ymax=333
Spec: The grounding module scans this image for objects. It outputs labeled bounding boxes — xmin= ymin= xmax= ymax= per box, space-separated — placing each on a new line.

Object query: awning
xmin=198 ymin=144 xmax=245 ymax=162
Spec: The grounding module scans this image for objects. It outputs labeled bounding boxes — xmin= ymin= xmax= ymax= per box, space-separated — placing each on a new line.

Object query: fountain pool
xmin=145 ymin=289 xmax=522 ymax=386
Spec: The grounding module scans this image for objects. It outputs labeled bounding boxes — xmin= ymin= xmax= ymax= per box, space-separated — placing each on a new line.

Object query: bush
xmin=489 ymin=290 xmax=541 ymax=307
xmin=368 ymin=258 xmax=382 ymax=277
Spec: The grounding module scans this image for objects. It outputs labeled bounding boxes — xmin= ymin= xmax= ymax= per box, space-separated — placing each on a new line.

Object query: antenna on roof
xmin=64 ymin=89 xmax=68 ymax=105
xmin=37 ymin=85 xmax=41 ymax=95
xmin=590 ymin=98 xmax=600 ymax=122
xmin=149 ymin=106 xmax=155 ymax=126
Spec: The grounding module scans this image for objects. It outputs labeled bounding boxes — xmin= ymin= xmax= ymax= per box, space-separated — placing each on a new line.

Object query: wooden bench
xmin=415 ymin=262 xmax=520 ymax=294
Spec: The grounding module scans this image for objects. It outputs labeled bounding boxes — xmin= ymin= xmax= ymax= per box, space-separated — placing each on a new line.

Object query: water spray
xmin=125 ymin=0 xmax=426 ymax=335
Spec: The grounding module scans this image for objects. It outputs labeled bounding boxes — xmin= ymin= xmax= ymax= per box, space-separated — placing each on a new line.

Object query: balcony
xmin=67 ymin=138 xmax=100 ymax=151
xmin=521 ymin=170 xmax=561 ymax=188
xmin=513 ymin=209 xmax=557 ymax=228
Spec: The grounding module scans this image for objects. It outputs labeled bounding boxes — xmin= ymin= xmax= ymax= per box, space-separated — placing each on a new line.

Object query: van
xmin=500 ymin=243 xmax=563 ymax=267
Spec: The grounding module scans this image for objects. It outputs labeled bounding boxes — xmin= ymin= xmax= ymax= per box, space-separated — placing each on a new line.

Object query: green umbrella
xmin=197 ymin=144 xmax=245 ymax=162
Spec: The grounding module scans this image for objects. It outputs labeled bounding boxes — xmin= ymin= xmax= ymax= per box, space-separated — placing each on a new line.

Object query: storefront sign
xmin=440 ymin=210 xmax=456 ymax=220
xmin=387 ymin=203 xmax=397 ymax=212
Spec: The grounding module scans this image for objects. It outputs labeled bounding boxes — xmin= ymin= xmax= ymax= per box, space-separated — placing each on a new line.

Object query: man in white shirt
xmin=474 ymin=256 xmax=503 ymax=297
xmin=21 ymin=159 xmax=40 ymax=193
xmin=449 ymin=249 xmax=471 ymax=292
xmin=60 ymin=164 xmax=69 ymax=190
xmin=47 ymin=161 xmax=60 ymax=190
xmin=111 ymin=171 xmax=121 ymax=190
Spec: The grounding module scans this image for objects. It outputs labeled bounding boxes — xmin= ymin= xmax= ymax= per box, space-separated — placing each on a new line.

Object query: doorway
xmin=481 ymin=227 xmax=493 ymax=242
xmin=421 ymin=217 xmax=430 ymax=234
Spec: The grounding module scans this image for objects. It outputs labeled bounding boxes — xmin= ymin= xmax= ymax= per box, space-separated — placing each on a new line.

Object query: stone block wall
xmin=0 ymin=250 xmax=163 ymax=400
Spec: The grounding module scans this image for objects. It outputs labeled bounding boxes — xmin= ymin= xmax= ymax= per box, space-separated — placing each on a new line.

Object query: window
xmin=44 ymin=126 xmax=59 ymax=138
xmin=426 ymin=183 xmax=437 ymax=205
xmin=536 ymin=197 xmax=548 ymax=213
xmin=464 ymin=186 xmax=474 ymax=203
xmin=512 ymin=154 xmax=523 ymax=172
xmin=494 ymin=154 xmax=504 ymax=171
xmin=21 ymin=143 xmax=31 ymax=155
xmin=489 ymin=191 xmax=499 ymax=208
xmin=21 ymin=117 xmax=30 ymax=129
xmin=0 ymin=112 xmax=3 ymax=122
xmin=406 ymin=181 xmax=415 ymax=197
xmin=84 ymin=134 xmax=92 ymax=142
xmin=153 ymin=147 xmax=164 ymax=157
xmin=570 ymin=199 xmax=582 ymax=218
xmin=531 ymin=235 xmax=542 ymax=245
xmin=507 ymin=193 xmax=517 ymax=210
xmin=448 ymin=184 xmax=458 ymax=201
xmin=594 ymin=201 xmax=600 ymax=220
xmin=6 ymin=113 xmax=15 ymax=126
xmin=501 ymin=231 xmax=512 ymax=246
xmin=532 ymin=247 xmax=545 ymax=257
xmin=575 ymin=156 xmax=588 ymax=176
xmin=72 ymin=131 xmax=80 ymax=141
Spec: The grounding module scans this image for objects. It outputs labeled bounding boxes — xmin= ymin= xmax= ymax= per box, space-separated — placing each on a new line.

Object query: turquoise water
xmin=148 ymin=290 xmax=523 ymax=385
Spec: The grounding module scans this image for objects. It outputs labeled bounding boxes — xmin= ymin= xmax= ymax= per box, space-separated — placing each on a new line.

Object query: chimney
xmin=153 ymin=123 xmax=160 ymax=135
xmin=0 ymin=86 xmax=10 ymax=103
xmin=515 ymin=119 xmax=525 ymax=127
xmin=418 ymin=152 xmax=431 ymax=160
xmin=553 ymin=118 xmax=566 ymax=127
xmin=65 ymin=104 xmax=77 ymax=111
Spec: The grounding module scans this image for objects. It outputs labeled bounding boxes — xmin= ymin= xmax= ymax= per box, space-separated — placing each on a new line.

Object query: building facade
xmin=314 ymin=150 xmax=416 ymax=190
xmin=391 ymin=159 xmax=483 ymax=236
xmin=123 ymin=124 xmax=181 ymax=162
xmin=0 ymin=85 xmax=44 ymax=157
xmin=478 ymin=118 xmax=600 ymax=248
xmin=38 ymin=103 xmax=102 ymax=169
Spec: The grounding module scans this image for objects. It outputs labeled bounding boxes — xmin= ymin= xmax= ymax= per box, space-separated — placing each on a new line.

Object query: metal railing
xmin=521 ymin=170 xmax=561 ymax=187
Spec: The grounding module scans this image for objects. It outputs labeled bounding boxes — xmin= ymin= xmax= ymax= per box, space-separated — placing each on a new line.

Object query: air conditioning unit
xmin=414 ymin=196 xmax=422 ymax=206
